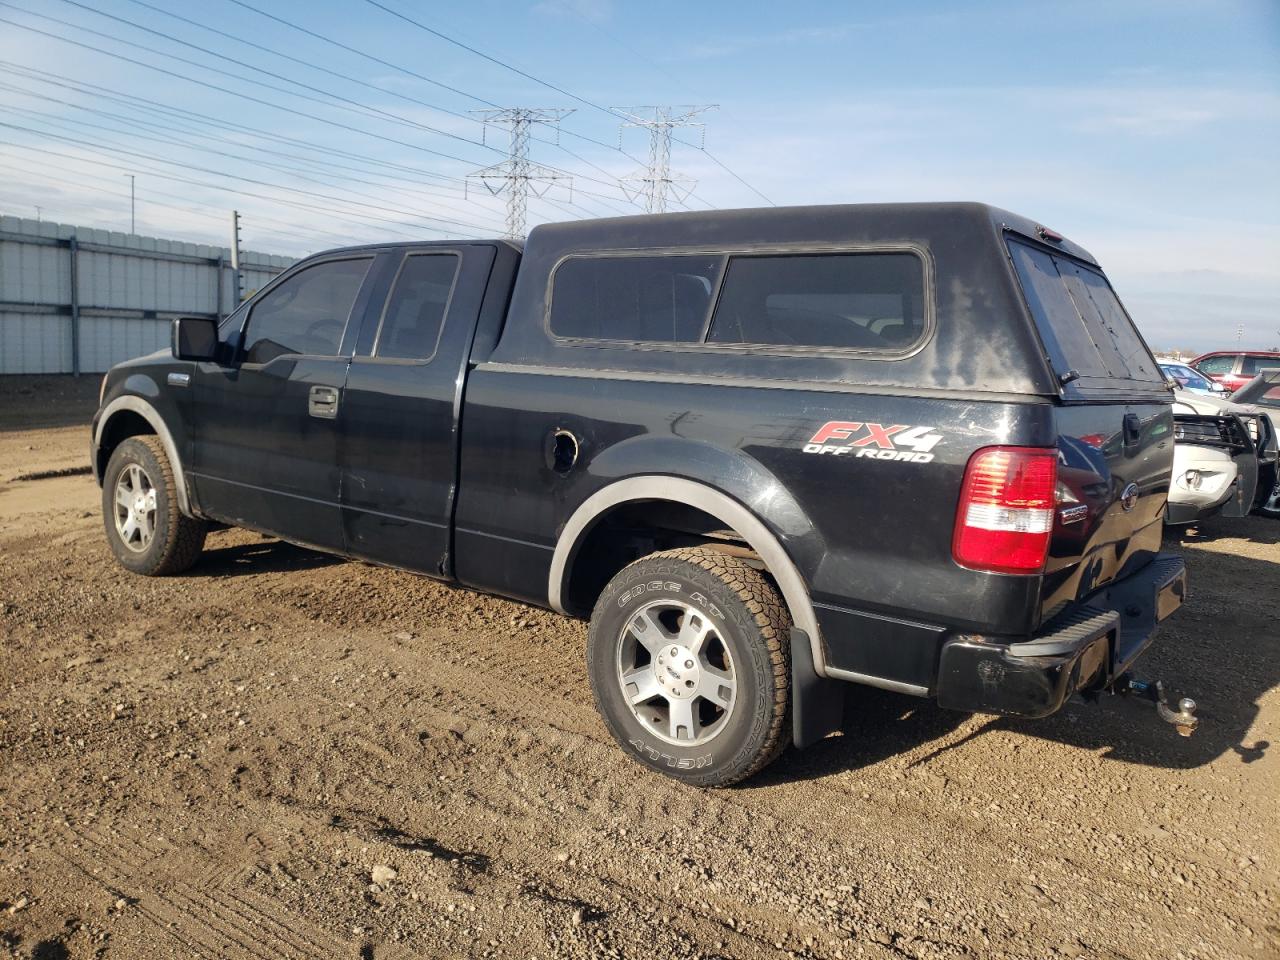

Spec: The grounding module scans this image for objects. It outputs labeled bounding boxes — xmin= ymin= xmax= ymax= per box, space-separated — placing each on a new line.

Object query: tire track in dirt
xmin=58 ymin=827 xmax=352 ymax=960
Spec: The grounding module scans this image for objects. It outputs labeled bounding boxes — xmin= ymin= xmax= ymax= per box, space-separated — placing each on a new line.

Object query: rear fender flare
xmin=548 ymin=475 xmax=829 ymax=677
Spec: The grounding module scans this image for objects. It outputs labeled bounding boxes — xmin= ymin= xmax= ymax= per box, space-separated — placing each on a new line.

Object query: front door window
xmin=242 ymin=258 xmax=373 ymax=364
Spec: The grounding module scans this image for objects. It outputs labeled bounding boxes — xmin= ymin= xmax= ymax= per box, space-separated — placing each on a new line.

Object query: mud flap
xmin=790 ymin=628 xmax=844 ymax=749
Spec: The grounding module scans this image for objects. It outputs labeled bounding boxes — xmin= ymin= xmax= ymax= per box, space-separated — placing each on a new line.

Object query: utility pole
xmin=230 ymin=209 xmax=243 ymax=304
xmin=468 ymin=108 xmax=573 ymax=240
xmin=124 ymin=174 xmax=135 ymax=233
xmin=34 ymin=204 xmax=41 ymax=222
xmin=614 ymin=105 xmax=715 ymax=214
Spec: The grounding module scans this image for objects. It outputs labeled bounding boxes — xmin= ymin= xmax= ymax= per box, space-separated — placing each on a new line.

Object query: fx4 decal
xmin=803 ymin=420 xmax=943 ymax=464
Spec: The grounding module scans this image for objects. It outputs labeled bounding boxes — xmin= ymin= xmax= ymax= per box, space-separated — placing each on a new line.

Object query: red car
xmin=1189 ymin=350 xmax=1280 ymax=392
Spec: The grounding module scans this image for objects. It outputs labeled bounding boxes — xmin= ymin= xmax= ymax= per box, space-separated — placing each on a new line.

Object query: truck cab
xmin=92 ymin=203 xmax=1189 ymax=786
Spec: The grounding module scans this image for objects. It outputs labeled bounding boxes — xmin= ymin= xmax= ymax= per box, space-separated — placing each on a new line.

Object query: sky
xmin=0 ymin=0 xmax=1277 ymax=352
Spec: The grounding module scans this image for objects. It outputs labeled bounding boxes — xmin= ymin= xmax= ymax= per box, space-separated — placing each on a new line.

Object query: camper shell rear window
xmin=1007 ymin=238 xmax=1162 ymax=393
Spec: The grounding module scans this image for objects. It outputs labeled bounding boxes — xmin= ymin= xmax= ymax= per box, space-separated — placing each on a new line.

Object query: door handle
xmin=308 ymin=385 xmax=340 ymax=419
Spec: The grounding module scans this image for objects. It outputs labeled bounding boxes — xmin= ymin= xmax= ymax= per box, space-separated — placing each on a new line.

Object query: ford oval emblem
xmin=1120 ymin=482 xmax=1140 ymax=512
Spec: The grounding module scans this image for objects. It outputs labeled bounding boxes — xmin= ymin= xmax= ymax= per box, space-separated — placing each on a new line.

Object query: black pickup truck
xmin=92 ymin=202 xmax=1188 ymax=786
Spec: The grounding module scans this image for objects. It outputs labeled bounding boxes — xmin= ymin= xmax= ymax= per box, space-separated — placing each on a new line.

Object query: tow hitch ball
xmin=1117 ymin=675 xmax=1199 ymax=737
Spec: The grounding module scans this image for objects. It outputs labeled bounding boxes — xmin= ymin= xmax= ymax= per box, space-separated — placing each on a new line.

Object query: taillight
xmin=953 ymin=446 xmax=1059 ymax=574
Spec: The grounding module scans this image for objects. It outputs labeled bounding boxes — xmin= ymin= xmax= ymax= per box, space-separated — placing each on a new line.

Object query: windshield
xmin=1160 ymin=362 xmax=1214 ymax=390
xmin=1231 ymin=371 xmax=1280 ymax=408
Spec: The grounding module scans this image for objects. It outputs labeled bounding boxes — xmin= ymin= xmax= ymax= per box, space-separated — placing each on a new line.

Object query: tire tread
xmin=592 ymin=546 xmax=791 ymax=787
xmin=105 ymin=436 xmax=206 ymax=576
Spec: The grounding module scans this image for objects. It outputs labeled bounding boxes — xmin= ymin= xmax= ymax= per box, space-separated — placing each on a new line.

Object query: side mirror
xmin=172 ymin=316 xmax=219 ymax=361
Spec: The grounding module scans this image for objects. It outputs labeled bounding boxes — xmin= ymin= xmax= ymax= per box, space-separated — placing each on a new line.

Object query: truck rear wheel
xmin=102 ymin=436 xmax=207 ymax=576
xmin=587 ymin=547 xmax=791 ymax=787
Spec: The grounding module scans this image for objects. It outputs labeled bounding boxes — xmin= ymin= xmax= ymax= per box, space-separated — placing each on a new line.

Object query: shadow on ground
xmin=759 ymin=536 xmax=1277 ymax=785
xmin=190 ymin=535 xmax=344 ymax=577
xmin=1172 ymin=515 xmax=1280 ymax=547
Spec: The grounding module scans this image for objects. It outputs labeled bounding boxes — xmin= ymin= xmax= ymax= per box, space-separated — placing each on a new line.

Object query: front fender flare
xmin=93 ymin=395 xmax=192 ymax=515
xmin=547 ymin=475 xmax=830 ymax=678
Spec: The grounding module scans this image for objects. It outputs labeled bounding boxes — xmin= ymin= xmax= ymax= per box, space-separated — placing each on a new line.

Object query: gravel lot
xmin=0 ymin=376 xmax=1276 ymax=960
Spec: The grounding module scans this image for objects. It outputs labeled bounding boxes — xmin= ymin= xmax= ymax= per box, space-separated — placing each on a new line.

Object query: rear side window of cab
xmin=546 ymin=248 xmax=930 ymax=356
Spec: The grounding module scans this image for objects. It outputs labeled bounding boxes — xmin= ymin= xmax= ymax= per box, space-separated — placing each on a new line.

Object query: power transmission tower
xmin=468 ymin=108 xmax=574 ymax=239
xmin=614 ymin=105 xmax=716 ymax=214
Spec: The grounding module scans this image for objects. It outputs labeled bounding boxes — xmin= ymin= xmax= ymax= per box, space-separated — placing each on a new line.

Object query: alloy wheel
xmin=615 ymin=599 xmax=737 ymax=745
xmin=113 ymin=463 xmax=157 ymax=553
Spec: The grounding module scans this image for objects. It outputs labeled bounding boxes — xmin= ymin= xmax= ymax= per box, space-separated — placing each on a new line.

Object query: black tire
xmin=587 ymin=547 xmax=791 ymax=787
xmin=102 ymin=436 xmax=206 ymax=576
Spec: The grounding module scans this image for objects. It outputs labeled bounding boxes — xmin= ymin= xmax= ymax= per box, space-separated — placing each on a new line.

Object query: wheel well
xmin=96 ymin=410 xmax=155 ymax=479
xmin=561 ymin=499 xmax=762 ymax=617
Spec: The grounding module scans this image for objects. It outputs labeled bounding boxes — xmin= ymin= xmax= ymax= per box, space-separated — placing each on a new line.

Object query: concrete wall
xmin=0 ymin=216 xmax=295 ymax=374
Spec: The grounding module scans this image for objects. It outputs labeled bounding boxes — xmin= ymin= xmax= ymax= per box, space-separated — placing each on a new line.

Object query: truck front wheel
xmin=587 ymin=547 xmax=791 ymax=787
xmin=102 ymin=436 xmax=207 ymax=576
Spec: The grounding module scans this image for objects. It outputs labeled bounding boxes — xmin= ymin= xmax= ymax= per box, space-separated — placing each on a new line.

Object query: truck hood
xmin=1171 ymin=388 xmax=1252 ymax=417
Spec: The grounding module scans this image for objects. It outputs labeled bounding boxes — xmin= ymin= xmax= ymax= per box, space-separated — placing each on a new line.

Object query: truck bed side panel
xmin=454 ymin=368 xmax=1053 ymax=691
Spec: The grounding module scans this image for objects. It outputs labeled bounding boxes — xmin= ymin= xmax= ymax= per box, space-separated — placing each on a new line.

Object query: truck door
xmin=338 ymin=246 xmax=496 ymax=575
xmin=187 ymin=254 xmax=378 ymax=551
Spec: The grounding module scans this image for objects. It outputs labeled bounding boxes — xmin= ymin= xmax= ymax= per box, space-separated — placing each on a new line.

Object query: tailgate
xmin=1046 ymin=402 xmax=1173 ymax=613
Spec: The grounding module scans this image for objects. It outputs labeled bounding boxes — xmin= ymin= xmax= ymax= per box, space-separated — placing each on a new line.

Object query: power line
xmin=699 ymin=150 xmax=775 ymax=206
xmin=0 ymin=139 xmax=474 ymax=240
xmin=0 ymin=4 xmax=497 ymax=166
xmin=0 ymin=117 xmax=500 ymax=235
xmin=223 ymin=0 xmax=500 ymax=109
xmin=360 ymin=0 xmax=771 ymax=206
xmin=0 ymin=94 xmax=511 ymax=232
xmin=0 ymin=62 xmax=468 ymax=192
xmin=0 ymin=61 xmax=633 ymax=219
xmin=134 ymin=0 xmax=623 ymax=218
xmin=0 ymin=122 xmax=499 ymax=235
xmin=0 ymin=15 xmax=638 ymax=215
xmin=0 ymin=157 xmax=222 ymax=222
xmin=364 ymin=0 xmax=614 ymax=117
xmin=0 ymin=154 xmax=402 ymax=248
xmin=0 ymin=12 xmax=493 ymax=169
xmin=39 ymin=0 xmax=503 ymax=155
xmin=0 ymin=152 xmax=428 ymax=246
xmin=117 ymin=0 xmax=490 ymax=133
xmin=0 ymin=9 xmax=698 ymax=232
xmin=549 ymin=1 xmax=683 ymax=90
xmin=224 ymin=0 xmax=650 ymax=190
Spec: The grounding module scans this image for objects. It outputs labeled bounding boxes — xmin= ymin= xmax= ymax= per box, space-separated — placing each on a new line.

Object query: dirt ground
xmin=0 ymin=375 xmax=1276 ymax=960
